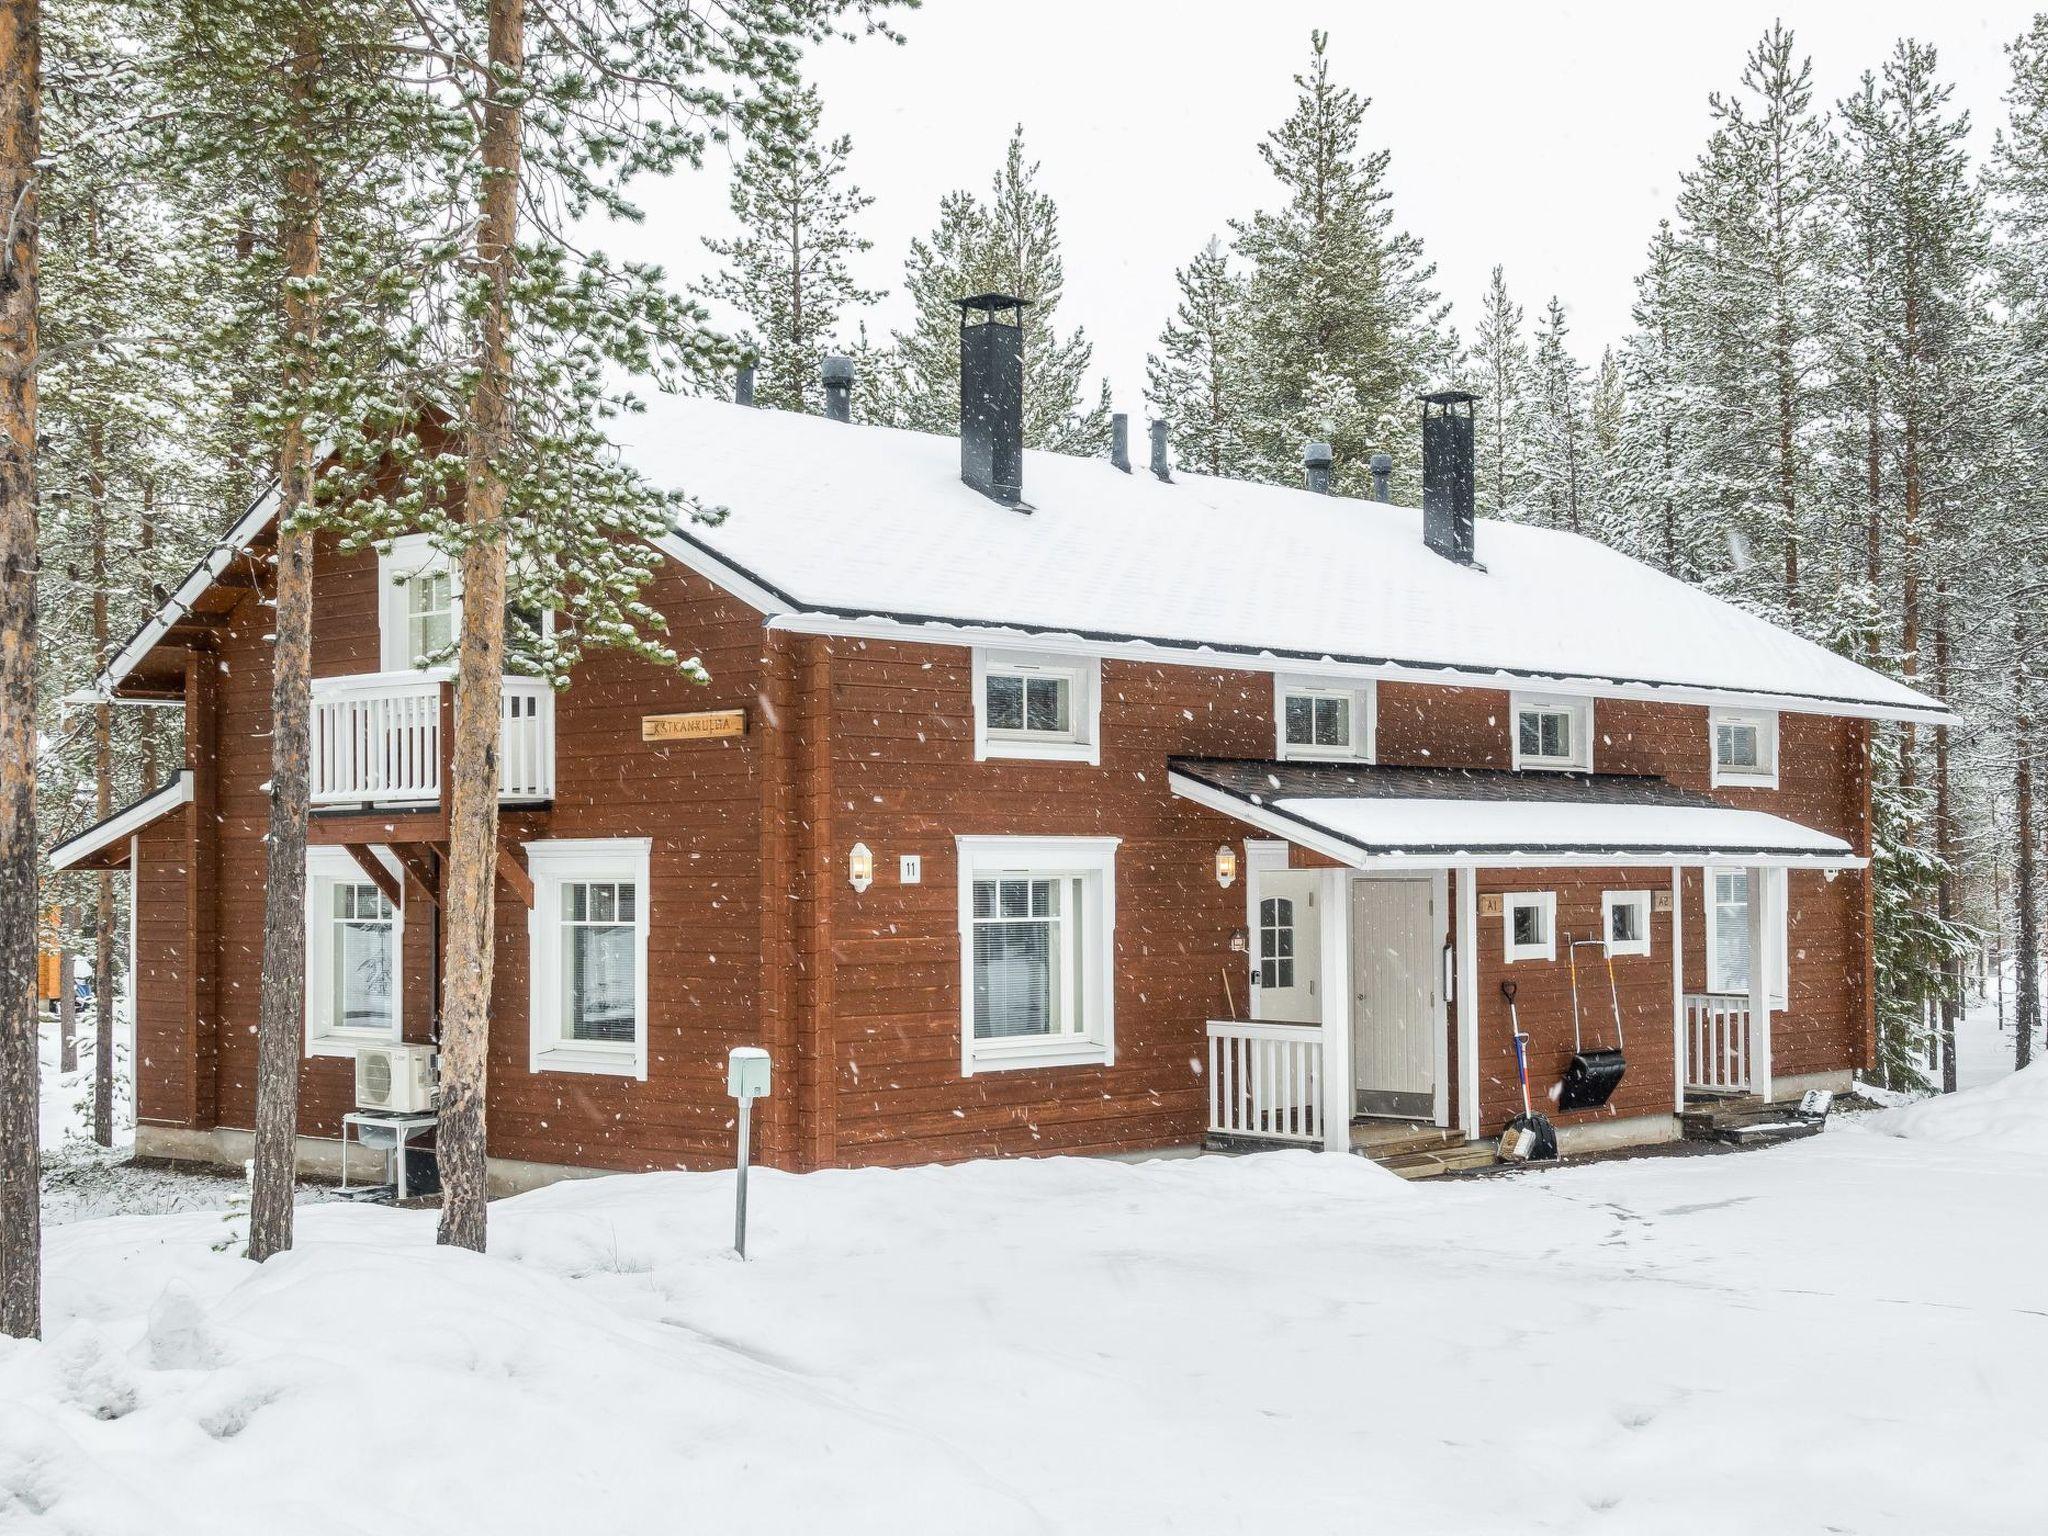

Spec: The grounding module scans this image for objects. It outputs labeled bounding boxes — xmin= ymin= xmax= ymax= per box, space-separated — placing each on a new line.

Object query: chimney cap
xmin=955 ymin=293 xmax=1032 ymax=317
xmin=1421 ymin=389 xmax=1478 ymax=408
xmin=822 ymin=354 xmax=854 ymax=385
xmin=1370 ymin=451 xmax=1392 ymax=473
xmin=1303 ymin=440 xmax=1334 ymax=466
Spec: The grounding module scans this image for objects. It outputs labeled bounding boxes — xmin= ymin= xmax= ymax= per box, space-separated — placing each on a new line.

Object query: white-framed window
xmin=305 ymin=846 xmax=402 ymax=1056
xmin=1602 ymin=890 xmax=1652 ymax=957
xmin=1503 ymin=891 xmax=1556 ymax=963
xmin=956 ymin=835 xmax=1117 ymax=1074
xmin=1274 ymin=676 xmax=1376 ymax=762
xmin=379 ymin=533 xmax=461 ymax=672
xmin=1710 ymin=708 xmax=1779 ymax=789
xmin=971 ymin=649 xmax=1101 ymax=765
xmin=1511 ymin=692 xmax=1593 ymax=772
xmin=1704 ymin=866 xmax=1788 ymax=1009
xmin=526 ymin=838 xmax=652 ymax=1079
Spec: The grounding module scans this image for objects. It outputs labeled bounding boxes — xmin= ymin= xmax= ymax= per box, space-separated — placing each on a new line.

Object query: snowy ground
xmin=5 ymin=1087 xmax=2043 ymax=1531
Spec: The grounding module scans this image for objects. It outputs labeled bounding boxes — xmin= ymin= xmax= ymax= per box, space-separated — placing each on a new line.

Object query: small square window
xmin=974 ymin=651 xmax=1098 ymax=763
xmin=1504 ymin=892 xmax=1556 ymax=962
xmin=1711 ymin=709 xmax=1778 ymax=787
xmin=1602 ymin=891 xmax=1652 ymax=957
xmin=1275 ymin=679 xmax=1374 ymax=761
xmin=1511 ymin=694 xmax=1591 ymax=771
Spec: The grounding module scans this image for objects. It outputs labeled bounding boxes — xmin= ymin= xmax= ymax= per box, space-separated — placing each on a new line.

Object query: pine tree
xmin=1468 ymin=266 xmax=1534 ymax=517
xmin=698 ymin=84 xmax=880 ymax=414
xmin=879 ymin=127 xmax=1110 ymax=453
xmin=1145 ymin=237 xmax=1249 ymax=478
xmin=1230 ymin=31 xmax=1451 ymax=497
xmin=1528 ymin=297 xmax=1588 ymax=533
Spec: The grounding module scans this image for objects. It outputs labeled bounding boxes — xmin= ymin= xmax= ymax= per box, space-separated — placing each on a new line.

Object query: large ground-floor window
xmin=956 ymin=836 xmax=1117 ymax=1075
xmin=305 ymin=846 xmax=402 ymax=1056
xmin=526 ymin=838 xmax=652 ymax=1079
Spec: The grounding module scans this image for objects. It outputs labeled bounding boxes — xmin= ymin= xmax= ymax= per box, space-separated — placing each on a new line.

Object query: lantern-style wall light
xmin=849 ymin=842 xmax=874 ymax=893
xmin=1214 ymin=844 xmax=1238 ymax=888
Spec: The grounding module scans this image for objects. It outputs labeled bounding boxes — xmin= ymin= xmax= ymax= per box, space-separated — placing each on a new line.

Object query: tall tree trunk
xmin=0 ymin=0 xmax=41 ymax=1342
xmin=436 ymin=0 xmax=524 ymax=1252
xmin=89 ymin=421 xmax=112 ymax=1144
xmin=2015 ymin=641 xmax=2038 ymax=1075
xmin=1933 ymin=584 xmax=1956 ymax=1093
xmin=246 ymin=24 xmax=323 ymax=1263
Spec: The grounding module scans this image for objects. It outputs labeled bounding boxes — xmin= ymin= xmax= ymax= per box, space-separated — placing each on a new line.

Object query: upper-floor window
xmin=972 ymin=649 xmax=1101 ymax=765
xmin=1275 ymin=677 xmax=1375 ymax=762
xmin=379 ymin=533 xmax=459 ymax=672
xmin=1511 ymin=693 xmax=1592 ymax=772
xmin=1710 ymin=708 xmax=1779 ymax=789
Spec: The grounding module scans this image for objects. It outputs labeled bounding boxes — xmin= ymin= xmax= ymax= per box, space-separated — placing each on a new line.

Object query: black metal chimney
xmin=957 ymin=293 xmax=1028 ymax=504
xmin=1421 ymin=391 xmax=1478 ymax=565
xmin=1149 ymin=419 xmax=1171 ymax=481
xmin=1111 ymin=413 xmax=1131 ymax=473
xmin=1370 ymin=451 xmax=1392 ymax=503
xmin=735 ymin=364 xmax=755 ymax=408
xmin=822 ymin=354 xmax=853 ymax=422
xmin=1302 ymin=440 xmax=1334 ymax=494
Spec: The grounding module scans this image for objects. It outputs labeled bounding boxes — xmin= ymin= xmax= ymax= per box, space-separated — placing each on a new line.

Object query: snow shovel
xmin=1558 ymin=936 xmax=1627 ymax=1112
xmin=1496 ymin=981 xmax=1557 ymax=1162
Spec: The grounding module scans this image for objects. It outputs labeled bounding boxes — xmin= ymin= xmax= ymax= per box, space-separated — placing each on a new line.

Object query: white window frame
xmin=378 ymin=532 xmax=461 ymax=672
xmin=1601 ymin=890 xmax=1653 ymax=958
xmin=1503 ymin=891 xmax=1557 ymax=963
xmin=526 ymin=837 xmax=652 ymax=1079
xmin=1274 ymin=676 xmax=1376 ymax=762
xmin=956 ymin=835 xmax=1118 ymax=1075
xmin=1710 ymin=707 xmax=1780 ymax=789
xmin=1511 ymin=692 xmax=1593 ymax=772
xmin=971 ymin=648 xmax=1101 ymax=765
xmin=305 ymin=846 xmax=403 ymax=1057
xmin=1704 ymin=865 xmax=1788 ymax=1010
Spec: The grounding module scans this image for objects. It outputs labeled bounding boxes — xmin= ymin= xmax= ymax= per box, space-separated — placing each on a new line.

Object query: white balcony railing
xmin=1206 ymin=1020 xmax=1323 ymax=1144
xmin=1684 ymin=993 xmax=1752 ymax=1093
xmin=310 ymin=671 xmax=554 ymax=807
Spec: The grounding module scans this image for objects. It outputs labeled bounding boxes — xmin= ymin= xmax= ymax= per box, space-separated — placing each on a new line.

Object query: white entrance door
xmin=1254 ymin=871 xmax=1321 ymax=1023
xmin=1351 ymin=878 xmax=1437 ymax=1118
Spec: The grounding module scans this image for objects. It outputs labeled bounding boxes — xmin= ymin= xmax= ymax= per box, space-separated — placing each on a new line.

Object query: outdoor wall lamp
xmin=1215 ymin=844 xmax=1238 ymax=888
xmin=849 ymin=842 xmax=874 ymax=893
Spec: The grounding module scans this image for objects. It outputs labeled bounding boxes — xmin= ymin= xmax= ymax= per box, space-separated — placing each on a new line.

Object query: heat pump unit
xmin=355 ymin=1042 xmax=439 ymax=1114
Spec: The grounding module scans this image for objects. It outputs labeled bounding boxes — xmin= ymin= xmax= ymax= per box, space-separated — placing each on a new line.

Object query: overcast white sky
xmin=605 ymin=0 xmax=2036 ymax=419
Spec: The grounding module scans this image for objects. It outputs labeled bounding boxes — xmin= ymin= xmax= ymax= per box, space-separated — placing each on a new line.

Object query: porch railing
xmin=1684 ymin=993 xmax=1751 ymax=1093
xmin=1206 ymin=1020 xmax=1323 ymax=1144
xmin=310 ymin=671 xmax=554 ymax=807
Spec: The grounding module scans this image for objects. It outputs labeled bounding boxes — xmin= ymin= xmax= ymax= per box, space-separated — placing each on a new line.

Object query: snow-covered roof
xmin=1168 ymin=758 xmax=1861 ymax=870
xmin=619 ymin=395 xmax=1947 ymax=722
xmin=47 ymin=772 xmax=192 ymax=871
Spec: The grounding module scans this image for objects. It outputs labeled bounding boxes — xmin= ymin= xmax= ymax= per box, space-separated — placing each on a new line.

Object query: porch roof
xmin=1167 ymin=758 xmax=1863 ymax=871
xmin=47 ymin=772 xmax=191 ymax=872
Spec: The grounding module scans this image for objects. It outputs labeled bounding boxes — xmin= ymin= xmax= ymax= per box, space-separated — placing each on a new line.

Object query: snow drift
xmin=1865 ymin=1057 xmax=2048 ymax=1152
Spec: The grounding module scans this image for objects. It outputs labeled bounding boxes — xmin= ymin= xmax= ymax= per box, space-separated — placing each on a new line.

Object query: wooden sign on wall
xmin=642 ymin=708 xmax=747 ymax=742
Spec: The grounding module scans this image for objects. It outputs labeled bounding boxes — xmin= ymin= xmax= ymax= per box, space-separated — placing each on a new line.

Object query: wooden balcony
xmin=309 ymin=671 xmax=554 ymax=811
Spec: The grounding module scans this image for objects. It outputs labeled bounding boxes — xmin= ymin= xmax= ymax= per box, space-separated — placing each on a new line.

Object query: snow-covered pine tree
xmin=879 ymin=127 xmax=1110 ymax=453
xmin=698 ymin=84 xmax=881 ymax=415
xmin=1528 ymin=297 xmax=1589 ymax=533
xmin=1145 ymin=237 xmax=1250 ymax=478
xmin=1467 ymin=266 xmax=1534 ymax=518
xmin=1229 ymin=31 xmax=1452 ymax=498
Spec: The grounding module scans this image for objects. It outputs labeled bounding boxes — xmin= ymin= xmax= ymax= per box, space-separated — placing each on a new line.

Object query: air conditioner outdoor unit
xmin=355 ymin=1042 xmax=439 ymax=1114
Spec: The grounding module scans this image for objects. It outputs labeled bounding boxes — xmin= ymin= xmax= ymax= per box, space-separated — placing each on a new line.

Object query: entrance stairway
xmin=1679 ymin=1091 xmax=1825 ymax=1148
xmin=1350 ymin=1122 xmax=1496 ymax=1180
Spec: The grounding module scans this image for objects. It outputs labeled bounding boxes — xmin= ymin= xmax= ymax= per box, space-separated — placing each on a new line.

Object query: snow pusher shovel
xmin=1496 ymin=981 xmax=1556 ymax=1162
xmin=1558 ymin=935 xmax=1627 ymax=1112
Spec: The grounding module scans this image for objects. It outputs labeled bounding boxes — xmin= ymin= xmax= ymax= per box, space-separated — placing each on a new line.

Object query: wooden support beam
xmin=496 ymin=846 xmax=534 ymax=909
xmin=341 ymin=844 xmax=402 ymax=910
xmin=389 ymin=843 xmax=442 ymax=910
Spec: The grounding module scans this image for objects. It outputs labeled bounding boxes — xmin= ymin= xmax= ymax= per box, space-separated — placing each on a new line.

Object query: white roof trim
xmin=1168 ymin=769 xmax=1868 ymax=873
xmin=763 ymin=610 xmax=1950 ymax=725
xmin=93 ymin=481 xmax=280 ymax=697
xmin=48 ymin=772 xmax=192 ymax=871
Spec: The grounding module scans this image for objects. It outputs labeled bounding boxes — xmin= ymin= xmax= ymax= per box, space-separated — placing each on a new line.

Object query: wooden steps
xmin=1351 ymin=1122 xmax=1496 ymax=1180
xmin=1679 ymin=1093 xmax=1824 ymax=1147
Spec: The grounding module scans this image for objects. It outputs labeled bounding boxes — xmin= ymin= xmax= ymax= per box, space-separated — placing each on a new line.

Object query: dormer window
xmin=972 ymin=649 xmax=1100 ymax=764
xmin=1511 ymin=693 xmax=1592 ymax=772
xmin=1710 ymin=708 xmax=1779 ymax=789
xmin=1275 ymin=677 xmax=1375 ymax=762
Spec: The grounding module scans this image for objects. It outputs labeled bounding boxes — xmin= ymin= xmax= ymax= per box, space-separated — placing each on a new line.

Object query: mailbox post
xmin=727 ymin=1047 xmax=771 ymax=1258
